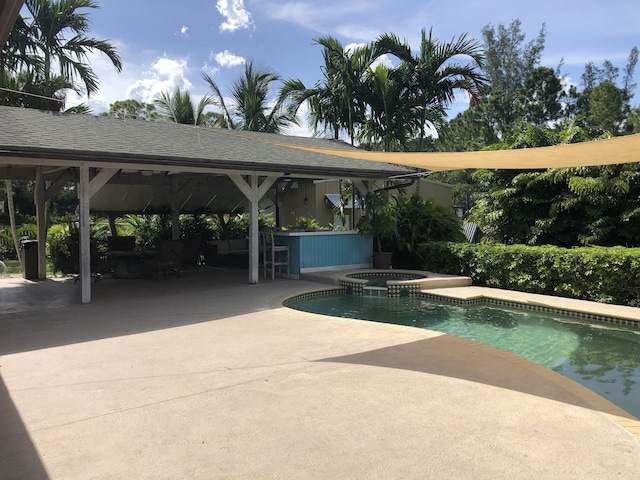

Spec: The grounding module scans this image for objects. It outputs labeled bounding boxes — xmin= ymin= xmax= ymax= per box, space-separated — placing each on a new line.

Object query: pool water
xmin=286 ymin=293 xmax=640 ymax=418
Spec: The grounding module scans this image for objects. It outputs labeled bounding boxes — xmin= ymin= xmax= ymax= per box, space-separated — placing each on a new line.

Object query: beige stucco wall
xmin=404 ymin=179 xmax=453 ymax=208
xmin=278 ymin=178 xmax=453 ymax=229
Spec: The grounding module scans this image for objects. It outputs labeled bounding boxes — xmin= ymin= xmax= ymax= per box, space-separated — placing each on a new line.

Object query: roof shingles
xmin=0 ymin=106 xmax=410 ymax=178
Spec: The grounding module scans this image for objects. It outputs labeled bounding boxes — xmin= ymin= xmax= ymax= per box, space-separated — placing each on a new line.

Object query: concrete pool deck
xmin=0 ymin=268 xmax=639 ymax=479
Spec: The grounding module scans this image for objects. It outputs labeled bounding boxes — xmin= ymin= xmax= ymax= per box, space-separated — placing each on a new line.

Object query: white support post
xmin=248 ymin=173 xmax=260 ymax=284
xmin=229 ymin=173 xmax=279 ymax=284
xmin=79 ymin=165 xmax=91 ymax=304
xmin=171 ymin=176 xmax=180 ymax=240
xmin=78 ymin=167 xmax=118 ymax=304
xmin=34 ymin=167 xmax=47 ymax=280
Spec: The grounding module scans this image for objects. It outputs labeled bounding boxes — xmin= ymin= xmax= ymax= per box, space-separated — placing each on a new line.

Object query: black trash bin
xmin=21 ymin=239 xmax=38 ymax=280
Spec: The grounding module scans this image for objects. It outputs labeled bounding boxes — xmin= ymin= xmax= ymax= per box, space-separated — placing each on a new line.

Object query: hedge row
xmin=417 ymin=242 xmax=640 ymax=306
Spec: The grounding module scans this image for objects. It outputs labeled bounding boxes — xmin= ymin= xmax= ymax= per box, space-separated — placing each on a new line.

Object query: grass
xmin=0 ymin=259 xmax=57 ymax=276
xmin=1 ymin=259 xmax=21 ymax=275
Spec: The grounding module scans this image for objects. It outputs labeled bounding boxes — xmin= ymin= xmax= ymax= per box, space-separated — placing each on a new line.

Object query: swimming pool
xmin=285 ymin=292 xmax=640 ymax=418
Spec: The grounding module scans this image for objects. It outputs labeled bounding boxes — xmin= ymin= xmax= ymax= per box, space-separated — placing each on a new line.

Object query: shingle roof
xmin=0 ymin=106 xmax=411 ymax=178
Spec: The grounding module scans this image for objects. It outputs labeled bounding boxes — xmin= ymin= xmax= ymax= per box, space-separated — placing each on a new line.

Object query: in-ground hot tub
xmin=338 ymin=270 xmax=431 ymax=297
xmin=337 ymin=270 xmax=473 ymax=297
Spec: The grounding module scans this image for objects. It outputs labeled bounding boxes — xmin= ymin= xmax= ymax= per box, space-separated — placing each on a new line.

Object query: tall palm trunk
xmin=5 ymin=180 xmax=22 ymax=269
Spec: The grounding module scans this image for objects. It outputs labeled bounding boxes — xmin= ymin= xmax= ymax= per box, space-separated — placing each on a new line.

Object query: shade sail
xmin=267 ymin=134 xmax=640 ymax=172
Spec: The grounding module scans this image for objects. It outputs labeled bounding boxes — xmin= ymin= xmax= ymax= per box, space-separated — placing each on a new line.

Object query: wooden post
xmin=229 ymin=173 xmax=279 ymax=284
xmin=34 ymin=167 xmax=47 ymax=279
xmin=79 ymin=165 xmax=91 ymax=304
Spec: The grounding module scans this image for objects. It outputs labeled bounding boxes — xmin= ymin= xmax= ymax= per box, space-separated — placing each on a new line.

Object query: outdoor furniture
xmin=204 ymin=239 xmax=249 ymax=267
xmin=261 ymin=229 xmax=290 ymax=280
xmin=107 ymin=235 xmax=136 ymax=252
xmin=109 ymin=250 xmax=153 ymax=279
xmin=181 ymin=236 xmax=202 ymax=269
xmin=67 ymin=241 xmax=116 ymax=282
xmin=143 ymin=240 xmax=183 ymax=278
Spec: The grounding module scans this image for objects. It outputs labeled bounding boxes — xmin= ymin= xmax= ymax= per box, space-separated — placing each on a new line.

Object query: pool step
xmin=420 ymin=276 xmax=473 ymax=290
xmin=363 ymin=286 xmax=387 ymax=297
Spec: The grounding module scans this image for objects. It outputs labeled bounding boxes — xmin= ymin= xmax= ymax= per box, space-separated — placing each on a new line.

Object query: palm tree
xmin=288 ymin=36 xmax=380 ymax=144
xmin=22 ymin=0 xmax=122 ymax=96
xmin=360 ymin=64 xmax=422 ymax=151
xmin=403 ymin=28 xmax=487 ymax=151
xmin=154 ymin=87 xmax=216 ymax=126
xmin=1 ymin=69 xmax=71 ymax=110
xmin=203 ymin=61 xmax=295 ymax=133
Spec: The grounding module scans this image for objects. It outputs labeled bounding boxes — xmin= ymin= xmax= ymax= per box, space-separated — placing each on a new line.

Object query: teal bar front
xmin=273 ymin=231 xmax=373 ymax=278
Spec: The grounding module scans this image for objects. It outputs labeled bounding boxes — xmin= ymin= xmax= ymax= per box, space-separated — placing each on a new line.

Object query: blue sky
xmin=54 ymin=0 xmax=640 ymax=137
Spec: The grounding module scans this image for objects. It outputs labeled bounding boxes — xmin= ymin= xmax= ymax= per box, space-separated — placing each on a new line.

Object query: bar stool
xmin=260 ymin=230 xmax=290 ymax=279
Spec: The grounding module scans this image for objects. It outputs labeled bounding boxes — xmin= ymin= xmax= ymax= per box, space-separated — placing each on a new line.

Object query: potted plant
xmin=357 ymin=190 xmax=397 ymax=269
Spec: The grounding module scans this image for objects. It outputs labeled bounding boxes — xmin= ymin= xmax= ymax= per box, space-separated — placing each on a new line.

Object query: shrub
xmin=47 ymin=223 xmax=73 ymax=275
xmin=418 ymin=242 xmax=640 ymax=306
xmin=393 ymin=195 xmax=465 ymax=269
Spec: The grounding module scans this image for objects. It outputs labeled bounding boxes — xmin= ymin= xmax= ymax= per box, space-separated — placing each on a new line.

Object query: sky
xmin=45 ymin=0 xmax=640 ymax=137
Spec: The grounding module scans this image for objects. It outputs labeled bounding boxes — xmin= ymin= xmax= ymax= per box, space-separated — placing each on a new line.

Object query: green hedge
xmin=417 ymin=242 xmax=640 ymax=306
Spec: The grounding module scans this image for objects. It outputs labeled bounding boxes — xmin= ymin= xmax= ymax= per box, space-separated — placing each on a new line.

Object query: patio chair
xmin=261 ymin=229 xmax=289 ymax=280
xmin=143 ymin=239 xmax=183 ymax=278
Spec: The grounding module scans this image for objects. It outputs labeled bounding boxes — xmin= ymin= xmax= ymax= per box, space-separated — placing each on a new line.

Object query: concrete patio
xmin=1 ymin=268 xmax=639 ymax=479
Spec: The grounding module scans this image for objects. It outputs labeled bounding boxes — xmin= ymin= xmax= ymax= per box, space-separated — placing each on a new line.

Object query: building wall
xmin=408 ymin=179 xmax=453 ymax=209
xmin=280 ymin=179 xmax=342 ymax=229
xmin=278 ymin=177 xmax=454 ymax=229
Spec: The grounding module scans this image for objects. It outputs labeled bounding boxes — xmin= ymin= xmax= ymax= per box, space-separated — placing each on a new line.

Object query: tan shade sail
xmin=269 ymin=133 xmax=640 ymax=172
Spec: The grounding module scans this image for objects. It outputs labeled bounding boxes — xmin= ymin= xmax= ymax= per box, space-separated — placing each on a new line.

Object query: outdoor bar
xmin=273 ymin=230 xmax=373 ymax=278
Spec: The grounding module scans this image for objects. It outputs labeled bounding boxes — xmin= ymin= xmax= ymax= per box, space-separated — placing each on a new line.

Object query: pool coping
xmin=422 ymin=285 xmax=640 ymax=330
xmin=282 ymin=284 xmax=640 ymax=441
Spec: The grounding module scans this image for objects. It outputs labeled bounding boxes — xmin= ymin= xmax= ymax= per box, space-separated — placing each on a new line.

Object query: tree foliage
xmin=480 ymin=19 xmax=546 ymax=137
xmin=102 ymin=99 xmax=159 ymax=121
xmin=280 ymin=29 xmax=486 ymax=150
xmin=154 ymin=87 xmax=216 ymax=126
xmin=204 ymin=60 xmax=295 ymax=133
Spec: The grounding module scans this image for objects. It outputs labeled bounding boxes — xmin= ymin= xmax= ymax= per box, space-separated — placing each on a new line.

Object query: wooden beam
xmin=79 ymin=165 xmax=91 ymax=303
xmin=44 ymin=169 xmax=73 ymax=201
xmin=171 ymin=176 xmax=180 ymax=240
xmin=34 ymin=167 xmax=47 ymax=279
xmin=229 ymin=173 xmax=279 ymax=284
xmin=88 ymin=168 xmax=118 ymax=198
xmin=0 ymin=0 xmax=24 ymax=47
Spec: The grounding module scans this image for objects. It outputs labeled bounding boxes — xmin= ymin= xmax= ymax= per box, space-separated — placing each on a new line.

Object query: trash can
xmin=21 ymin=239 xmax=38 ymax=280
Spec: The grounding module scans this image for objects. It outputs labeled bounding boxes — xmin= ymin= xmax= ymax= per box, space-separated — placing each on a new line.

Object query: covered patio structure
xmin=0 ymin=105 xmax=413 ymax=303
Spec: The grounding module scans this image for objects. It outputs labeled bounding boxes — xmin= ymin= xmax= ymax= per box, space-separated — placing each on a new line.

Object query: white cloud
xmin=370 ymin=54 xmax=394 ymax=70
xmin=63 ymin=49 xmax=134 ymax=113
xmin=344 ymin=42 xmax=366 ymax=54
xmin=202 ymin=63 xmax=220 ymax=77
xmin=282 ymin=101 xmax=315 ymax=138
xmin=344 ymin=44 xmax=394 ymax=71
xmin=264 ymin=1 xmax=370 ymax=34
xmin=126 ymin=56 xmax=193 ymax=104
xmin=213 ymin=50 xmax=246 ymax=68
xmin=336 ymin=24 xmax=380 ymax=42
xmin=216 ymin=0 xmax=254 ymax=32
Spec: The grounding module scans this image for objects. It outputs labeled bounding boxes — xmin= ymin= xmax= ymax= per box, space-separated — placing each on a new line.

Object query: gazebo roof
xmin=0 ymin=106 xmax=411 ymax=179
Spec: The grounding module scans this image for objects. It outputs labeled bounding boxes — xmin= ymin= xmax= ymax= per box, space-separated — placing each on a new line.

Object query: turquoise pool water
xmin=286 ymin=293 xmax=640 ymax=418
